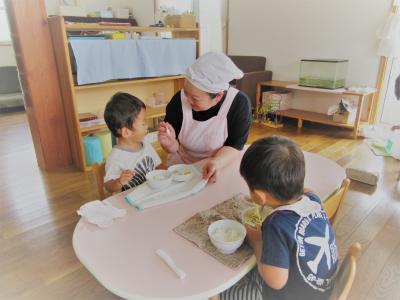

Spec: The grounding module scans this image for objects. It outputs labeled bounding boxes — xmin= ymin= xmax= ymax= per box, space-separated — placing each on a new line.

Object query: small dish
xmin=145 ymin=170 xmax=173 ymax=190
xmin=241 ymin=206 xmax=272 ymax=227
xmin=168 ymin=164 xmax=194 ymax=182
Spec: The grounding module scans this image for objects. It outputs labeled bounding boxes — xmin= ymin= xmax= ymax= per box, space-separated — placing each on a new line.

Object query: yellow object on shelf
xmin=94 ymin=131 xmax=112 ymax=158
xmin=106 ymin=32 xmax=125 ymax=40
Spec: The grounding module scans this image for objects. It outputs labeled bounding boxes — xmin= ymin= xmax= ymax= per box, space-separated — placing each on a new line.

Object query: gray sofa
xmin=229 ymin=56 xmax=273 ymax=109
xmin=0 ymin=66 xmax=24 ymax=112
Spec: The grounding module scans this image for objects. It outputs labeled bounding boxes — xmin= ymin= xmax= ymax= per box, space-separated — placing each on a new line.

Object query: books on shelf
xmin=79 ymin=113 xmax=98 ymax=122
xmin=98 ymin=21 xmax=131 ymax=26
xmin=80 ymin=118 xmax=105 ymax=128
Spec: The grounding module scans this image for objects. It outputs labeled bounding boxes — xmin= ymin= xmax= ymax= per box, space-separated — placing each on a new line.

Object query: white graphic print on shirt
xmin=295 ymin=210 xmax=338 ymax=291
xmin=122 ymin=156 xmax=156 ymax=191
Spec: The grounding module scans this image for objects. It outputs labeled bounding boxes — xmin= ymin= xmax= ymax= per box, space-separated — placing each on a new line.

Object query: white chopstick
xmin=156 ymin=249 xmax=186 ymax=280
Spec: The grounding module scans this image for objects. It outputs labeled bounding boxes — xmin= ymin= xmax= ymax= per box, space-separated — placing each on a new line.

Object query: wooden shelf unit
xmin=256 ymin=80 xmax=376 ymax=139
xmin=48 ymin=16 xmax=199 ymax=171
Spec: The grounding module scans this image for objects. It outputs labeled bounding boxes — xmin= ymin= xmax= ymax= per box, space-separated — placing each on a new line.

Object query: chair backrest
xmin=323 ymin=178 xmax=350 ymax=226
xmin=330 ymin=243 xmax=361 ymax=300
xmin=228 ymin=56 xmax=266 ymax=73
xmin=92 ymin=162 xmax=106 ymax=200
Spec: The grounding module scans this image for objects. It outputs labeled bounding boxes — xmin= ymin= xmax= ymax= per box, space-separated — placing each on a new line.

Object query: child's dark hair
xmin=104 ymin=92 xmax=146 ymax=137
xmin=240 ymin=136 xmax=305 ymax=202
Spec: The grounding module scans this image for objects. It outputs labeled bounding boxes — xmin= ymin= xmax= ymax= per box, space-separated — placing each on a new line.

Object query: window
xmin=0 ymin=0 xmax=11 ymax=43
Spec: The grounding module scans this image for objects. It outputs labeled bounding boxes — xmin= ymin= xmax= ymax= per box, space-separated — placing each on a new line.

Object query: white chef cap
xmin=185 ymin=52 xmax=244 ymax=93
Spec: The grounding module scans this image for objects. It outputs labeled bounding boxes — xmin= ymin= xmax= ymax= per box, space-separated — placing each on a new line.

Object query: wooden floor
xmin=1 ymin=112 xmax=399 ymax=300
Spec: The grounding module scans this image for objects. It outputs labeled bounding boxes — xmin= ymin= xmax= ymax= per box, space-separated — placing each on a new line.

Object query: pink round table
xmin=73 ymin=151 xmax=345 ymax=299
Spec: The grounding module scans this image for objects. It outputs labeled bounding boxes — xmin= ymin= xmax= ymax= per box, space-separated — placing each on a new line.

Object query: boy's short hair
xmin=104 ymin=92 xmax=146 ymax=137
xmin=240 ymin=136 xmax=305 ymax=202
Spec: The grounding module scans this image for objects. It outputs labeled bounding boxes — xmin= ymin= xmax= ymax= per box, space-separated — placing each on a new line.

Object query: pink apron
xmin=168 ymin=87 xmax=239 ymax=166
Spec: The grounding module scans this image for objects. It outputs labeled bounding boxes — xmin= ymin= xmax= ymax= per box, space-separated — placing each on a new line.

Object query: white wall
xmin=157 ymin=0 xmax=192 ymax=13
xmin=229 ymin=0 xmax=392 ymax=87
xmin=196 ymin=0 xmax=225 ymax=54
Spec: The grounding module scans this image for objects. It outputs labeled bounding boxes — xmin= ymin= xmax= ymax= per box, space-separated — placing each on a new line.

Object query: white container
xmin=168 ymin=164 xmax=194 ymax=182
xmin=332 ymin=111 xmax=356 ymax=124
xmin=155 ymin=92 xmax=165 ymax=105
xmin=261 ymin=91 xmax=292 ymax=111
xmin=99 ymin=9 xmax=113 ymax=18
xmin=146 ymin=170 xmax=173 ymax=190
xmin=208 ymin=219 xmax=246 ymax=255
xmin=115 ymin=8 xmax=129 ymax=19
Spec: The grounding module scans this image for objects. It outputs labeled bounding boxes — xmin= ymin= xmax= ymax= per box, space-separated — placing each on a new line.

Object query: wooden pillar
xmin=5 ymin=0 xmax=72 ymax=170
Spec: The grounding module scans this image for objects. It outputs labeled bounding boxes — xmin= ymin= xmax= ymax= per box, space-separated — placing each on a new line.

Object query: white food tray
xmin=124 ymin=165 xmax=207 ymax=210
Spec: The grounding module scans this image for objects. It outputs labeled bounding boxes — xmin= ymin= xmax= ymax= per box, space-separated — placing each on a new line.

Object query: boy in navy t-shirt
xmin=222 ymin=136 xmax=338 ymax=300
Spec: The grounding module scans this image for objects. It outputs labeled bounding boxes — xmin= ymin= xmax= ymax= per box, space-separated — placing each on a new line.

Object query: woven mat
xmin=174 ymin=193 xmax=255 ymax=269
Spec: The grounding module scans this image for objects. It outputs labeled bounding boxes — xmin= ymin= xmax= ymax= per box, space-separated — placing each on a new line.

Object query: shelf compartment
xmin=80 ymin=106 xmax=166 ymax=134
xmin=278 ymin=109 xmax=354 ymax=129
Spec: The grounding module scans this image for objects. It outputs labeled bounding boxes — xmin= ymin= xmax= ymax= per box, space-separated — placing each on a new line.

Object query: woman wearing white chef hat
xmin=158 ymin=52 xmax=252 ymax=183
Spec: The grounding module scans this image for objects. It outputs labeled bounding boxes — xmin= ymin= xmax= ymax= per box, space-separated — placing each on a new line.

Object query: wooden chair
xmin=323 ymin=178 xmax=350 ymax=226
xmin=330 ymin=243 xmax=362 ymax=300
xmin=92 ymin=162 xmax=106 ymax=200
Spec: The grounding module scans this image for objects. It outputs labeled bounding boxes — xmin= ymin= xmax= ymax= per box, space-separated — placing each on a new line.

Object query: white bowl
xmin=145 ymin=170 xmax=172 ymax=190
xmin=207 ymin=219 xmax=246 ymax=255
xmin=168 ymin=164 xmax=194 ymax=182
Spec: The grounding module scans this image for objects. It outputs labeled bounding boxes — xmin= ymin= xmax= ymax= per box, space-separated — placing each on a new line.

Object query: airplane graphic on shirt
xmin=304 ymin=224 xmax=332 ymax=274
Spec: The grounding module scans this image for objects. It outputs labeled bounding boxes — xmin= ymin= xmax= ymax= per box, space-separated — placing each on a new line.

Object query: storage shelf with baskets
xmin=255 ymin=80 xmax=376 ymax=139
xmin=48 ymin=16 xmax=200 ymax=171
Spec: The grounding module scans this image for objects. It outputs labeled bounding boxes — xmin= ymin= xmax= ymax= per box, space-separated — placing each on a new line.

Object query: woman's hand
xmin=158 ymin=122 xmax=178 ymax=152
xmin=202 ymin=159 xmax=219 ymax=183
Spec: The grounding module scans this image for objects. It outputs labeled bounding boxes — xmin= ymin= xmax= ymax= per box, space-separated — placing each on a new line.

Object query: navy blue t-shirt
xmin=261 ymin=193 xmax=338 ymax=300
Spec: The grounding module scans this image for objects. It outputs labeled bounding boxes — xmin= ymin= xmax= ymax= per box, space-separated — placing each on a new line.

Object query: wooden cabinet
xmin=48 ymin=16 xmax=199 ymax=171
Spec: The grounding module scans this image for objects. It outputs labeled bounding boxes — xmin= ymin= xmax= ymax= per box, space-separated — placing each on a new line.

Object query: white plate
xmin=168 ymin=164 xmax=194 ymax=182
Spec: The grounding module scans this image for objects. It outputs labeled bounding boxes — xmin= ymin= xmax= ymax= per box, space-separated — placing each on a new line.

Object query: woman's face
xmin=183 ymin=80 xmax=223 ymax=111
